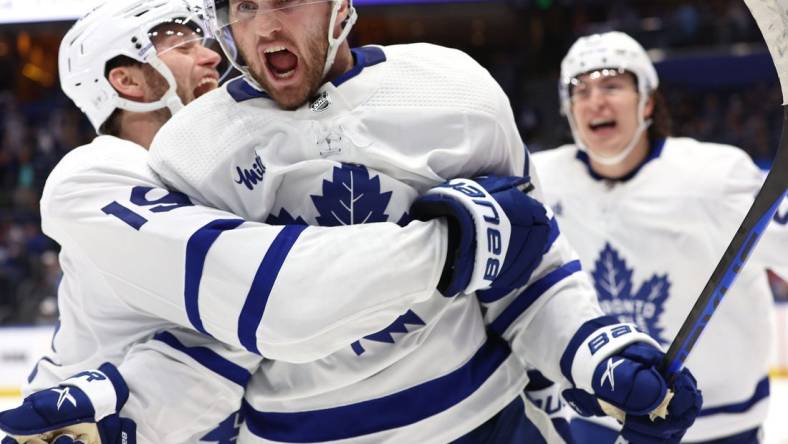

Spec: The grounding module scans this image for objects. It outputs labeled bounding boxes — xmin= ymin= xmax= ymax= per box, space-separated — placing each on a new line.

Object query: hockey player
xmin=532 ymin=31 xmax=788 ymax=443
xmin=1 ymin=1 xmax=575 ymax=442
xmin=1 ymin=4 xmax=702 ymax=444
xmin=0 ymin=0 xmax=483 ymax=442
xmin=140 ymin=2 xmax=700 ymax=442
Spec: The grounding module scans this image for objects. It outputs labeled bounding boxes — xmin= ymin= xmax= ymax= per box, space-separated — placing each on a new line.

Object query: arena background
xmin=0 ymin=0 xmax=786 ymax=441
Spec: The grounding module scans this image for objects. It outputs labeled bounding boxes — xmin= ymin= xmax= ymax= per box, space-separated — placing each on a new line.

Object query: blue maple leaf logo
xmin=351 ymin=310 xmax=426 ymax=355
xmin=312 ymin=164 xmax=392 ymax=226
xmin=266 ymin=208 xmax=308 ymax=226
xmin=591 ymin=243 xmax=671 ymax=345
xmin=200 ymin=410 xmax=243 ymax=443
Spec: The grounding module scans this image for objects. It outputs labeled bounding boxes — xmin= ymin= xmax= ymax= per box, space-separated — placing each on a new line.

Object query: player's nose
xmin=199 ymin=44 xmax=222 ymax=69
xmin=252 ymin=11 xmax=283 ymax=38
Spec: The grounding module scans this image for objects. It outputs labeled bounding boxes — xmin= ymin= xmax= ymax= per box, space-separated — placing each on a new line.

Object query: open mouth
xmin=193 ymin=76 xmax=218 ymax=98
xmin=264 ymin=46 xmax=298 ymax=80
xmin=589 ymin=118 xmax=616 ymax=133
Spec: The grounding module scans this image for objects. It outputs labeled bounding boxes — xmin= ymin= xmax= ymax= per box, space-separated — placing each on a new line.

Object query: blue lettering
xmin=487 ymin=228 xmax=502 ymax=254
xmin=131 ymin=186 xmax=192 ymax=212
xmin=473 ymin=199 xmax=500 ymax=224
xmin=234 ymin=154 xmax=267 ymax=191
xmin=445 ymin=182 xmax=485 ymax=198
xmin=74 ymin=370 xmax=106 ymax=383
xmin=103 ymin=187 xmax=193 ymax=230
xmin=483 ymin=258 xmax=500 ymax=281
xmin=588 ymin=332 xmax=609 ymax=355
xmin=611 ymin=325 xmax=632 ymax=338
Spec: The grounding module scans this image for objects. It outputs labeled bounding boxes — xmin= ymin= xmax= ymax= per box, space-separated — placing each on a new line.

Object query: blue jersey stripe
xmin=332 ymin=47 xmax=387 ymax=87
xmin=238 ymin=225 xmax=307 ymax=354
xmin=489 ymin=260 xmax=582 ymax=336
xmin=226 ymin=76 xmax=271 ymax=102
xmin=27 ymin=356 xmax=58 ymax=384
xmin=153 ymin=331 xmax=252 ymax=388
xmin=242 ymin=336 xmax=511 ymax=442
xmin=697 ymin=376 xmax=769 ymax=417
xmin=185 ymin=219 xmax=245 ymax=335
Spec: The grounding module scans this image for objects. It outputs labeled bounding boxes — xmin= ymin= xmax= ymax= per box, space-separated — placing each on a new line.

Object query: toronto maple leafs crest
xmin=265 ymin=163 xmax=417 ymax=356
xmin=592 ymin=243 xmax=671 ymax=345
xmin=266 ymin=163 xmax=410 ymax=227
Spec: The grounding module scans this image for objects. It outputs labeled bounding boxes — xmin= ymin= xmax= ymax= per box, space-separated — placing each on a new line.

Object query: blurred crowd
xmin=0 ymin=92 xmax=93 ymax=324
xmin=0 ymin=0 xmax=787 ymax=325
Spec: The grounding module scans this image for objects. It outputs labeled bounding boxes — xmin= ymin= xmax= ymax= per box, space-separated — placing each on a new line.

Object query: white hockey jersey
xmin=33 ymin=132 xmax=453 ymax=442
xmin=147 ymin=43 xmax=607 ymax=443
xmin=532 ymin=137 xmax=788 ymax=441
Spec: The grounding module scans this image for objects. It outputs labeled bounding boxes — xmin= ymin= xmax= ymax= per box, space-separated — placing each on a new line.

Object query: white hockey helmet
xmin=204 ymin=0 xmax=358 ymax=89
xmin=559 ymin=31 xmax=659 ymax=165
xmin=59 ymin=0 xmax=216 ymax=132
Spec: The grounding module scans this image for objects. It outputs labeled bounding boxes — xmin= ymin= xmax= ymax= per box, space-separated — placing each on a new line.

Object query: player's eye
xmin=570 ymin=85 xmax=591 ymax=101
xmin=235 ymin=0 xmax=259 ymax=16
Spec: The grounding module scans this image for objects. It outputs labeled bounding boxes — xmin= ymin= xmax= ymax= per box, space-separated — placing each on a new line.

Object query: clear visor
xmin=147 ymin=17 xmax=233 ymax=80
xmin=568 ymin=68 xmax=634 ymax=103
xmin=214 ymin=0 xmax=332 ymax=29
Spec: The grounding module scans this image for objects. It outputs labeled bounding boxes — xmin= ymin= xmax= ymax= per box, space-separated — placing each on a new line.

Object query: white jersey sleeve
xmin=119 ymin=329 xmax=258 ymax=443
xmin=28 ymin=327 xmax=260 ymax=444
xmin=694 ymin=141 xmax=788 ymax=285
xmin=40 ymin=136 xmax=446 ymax=363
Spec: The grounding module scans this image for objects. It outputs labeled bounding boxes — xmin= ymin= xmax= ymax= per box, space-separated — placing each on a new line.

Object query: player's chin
xmin=192 ymin=79 xmax=219 ymax=99
xmin=269 ymin=87 xmax=312 ymax=110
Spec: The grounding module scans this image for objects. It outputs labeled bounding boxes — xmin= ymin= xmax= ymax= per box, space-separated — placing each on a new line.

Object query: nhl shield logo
xmin=310 ymin=91 xmax=331 ymax=112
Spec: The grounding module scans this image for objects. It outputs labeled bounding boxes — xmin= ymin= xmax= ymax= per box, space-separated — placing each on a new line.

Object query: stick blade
xmin=744 ymin=0 xmax=788 ymax=103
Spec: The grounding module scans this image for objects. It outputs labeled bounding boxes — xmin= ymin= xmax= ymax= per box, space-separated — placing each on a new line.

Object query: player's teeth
xmin=273 ymin=69 xmax=295 ymax=79
xmin=265 ymin=46 xmax=287 ymax=54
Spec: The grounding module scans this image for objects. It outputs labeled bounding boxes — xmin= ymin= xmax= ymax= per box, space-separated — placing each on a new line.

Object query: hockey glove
xmin=410 ymin=175 xmax=551 ymax=298
xmin=0 ymin=363 xmax=135 ymax=444
xmin=562 ymin=319 xmax=702 ymax=444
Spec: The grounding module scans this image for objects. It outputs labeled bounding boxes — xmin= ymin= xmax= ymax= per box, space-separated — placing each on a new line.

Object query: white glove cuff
xmin=571 ymin=323 xmax=662 ymax=393
xmin=61 ymin=368 xmax=122 ymax=421
xmin=424 ymin=178 xmax=512 ymax=294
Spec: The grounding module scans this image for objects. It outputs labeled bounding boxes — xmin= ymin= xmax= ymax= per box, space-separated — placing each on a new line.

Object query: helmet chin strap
xmin=322 ymin=1 xmax=357 ymax=78
xmin=585 ymin=118 xmax=652 ymax=166
xmin=113 ymin=55 xmax=184 ymax=117
xmin=570 ymin=92 xmax=652 ymax=167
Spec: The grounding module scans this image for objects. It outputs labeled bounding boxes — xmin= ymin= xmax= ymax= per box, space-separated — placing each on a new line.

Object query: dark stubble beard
xmin=239 ymin=26 xmax=329 ymax=110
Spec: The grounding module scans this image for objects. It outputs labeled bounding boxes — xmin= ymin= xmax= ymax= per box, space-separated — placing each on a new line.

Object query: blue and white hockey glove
xmin=410 ymin=175 xmax=551 ymax=298
xmin=562 ymin=318 xmax=702 ymax=444
xmin=0 ymin=363 xmax=135 ymax=444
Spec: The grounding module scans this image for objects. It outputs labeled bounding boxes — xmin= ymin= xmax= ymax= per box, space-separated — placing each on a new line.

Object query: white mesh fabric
xmin=149 ymin=88 xmax=253 ymax=207
xmin=364 ymin=44 xmax=500 ymax=117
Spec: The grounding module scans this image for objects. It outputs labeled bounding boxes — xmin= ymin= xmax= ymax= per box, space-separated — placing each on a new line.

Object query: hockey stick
xmin=603 ymin=1 xmax=788 ymax=438
xmin=661 ymin=0 xmax=788 ymax=382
